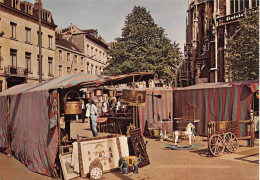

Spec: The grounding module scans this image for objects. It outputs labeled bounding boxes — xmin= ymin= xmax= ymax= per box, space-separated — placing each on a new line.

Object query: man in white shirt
xmin=89 ymin=99 xmax=98 ymax=137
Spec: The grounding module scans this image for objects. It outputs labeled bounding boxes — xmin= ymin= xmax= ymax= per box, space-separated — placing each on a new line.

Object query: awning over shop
xmin=0 ymin=72 xmax=154 ymax=96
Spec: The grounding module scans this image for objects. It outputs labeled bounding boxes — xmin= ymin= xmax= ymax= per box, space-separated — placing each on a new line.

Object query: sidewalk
xmin=0 ymin=121 xmax=258 ymax=180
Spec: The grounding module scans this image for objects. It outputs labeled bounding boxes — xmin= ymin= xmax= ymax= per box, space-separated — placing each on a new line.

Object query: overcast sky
xmin=28 ymin=0 xmax=188 ymax=52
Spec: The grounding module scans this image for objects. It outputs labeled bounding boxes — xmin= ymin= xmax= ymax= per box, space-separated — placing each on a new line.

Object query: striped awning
xmin=0 ymin=72 xmax=154 ymax=96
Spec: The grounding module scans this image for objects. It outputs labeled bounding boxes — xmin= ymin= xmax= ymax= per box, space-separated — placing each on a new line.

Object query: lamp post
xmin=38 ymin=0 xmax=42 ymax=83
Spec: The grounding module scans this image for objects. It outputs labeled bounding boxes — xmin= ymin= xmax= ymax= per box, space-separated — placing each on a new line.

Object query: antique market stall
xmin=0 ymin=72 xmax=154 ymax=177
xmin=137 ymin=87 xmax=174 ymax=135
xmin=173 ymin=80 xmax=259 ymax=140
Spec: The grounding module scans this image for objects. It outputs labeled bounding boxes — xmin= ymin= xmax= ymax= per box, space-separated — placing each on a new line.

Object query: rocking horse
xmin=174 ymin=123 xmax=195 ymax=146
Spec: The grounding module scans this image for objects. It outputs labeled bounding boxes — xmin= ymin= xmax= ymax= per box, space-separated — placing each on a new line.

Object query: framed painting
xmin=59 ymin=153 xmax=80 ymax=180
xmin=78 ymin=136 xmax=127 ymax=177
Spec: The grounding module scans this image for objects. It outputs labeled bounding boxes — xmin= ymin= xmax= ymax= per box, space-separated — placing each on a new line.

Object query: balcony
xmin=4 ymin=66 xmax=28 ymax=77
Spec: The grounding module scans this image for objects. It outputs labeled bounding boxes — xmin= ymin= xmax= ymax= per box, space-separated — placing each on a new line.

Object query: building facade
xmin=56 ymin=38 xmax=86 ymax=77
xmin=177 ymin=0 xmax=259 ymax=87
xmin=0 ymin=0 xmax=56 ymax=91
xmin=56 ymin=25 xmax=109 ymax=75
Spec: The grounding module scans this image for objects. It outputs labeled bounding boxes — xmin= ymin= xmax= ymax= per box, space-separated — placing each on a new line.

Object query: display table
xmin=97 ymin=116 xmax=132 ymax=134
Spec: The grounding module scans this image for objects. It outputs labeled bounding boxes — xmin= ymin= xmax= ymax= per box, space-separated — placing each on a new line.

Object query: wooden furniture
xmin=97 ymin=116 xmax=132 ymax=134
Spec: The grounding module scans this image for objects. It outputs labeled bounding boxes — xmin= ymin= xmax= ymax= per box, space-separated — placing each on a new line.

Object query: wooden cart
xmin=207 ymin=121 xmax=239 ymax=157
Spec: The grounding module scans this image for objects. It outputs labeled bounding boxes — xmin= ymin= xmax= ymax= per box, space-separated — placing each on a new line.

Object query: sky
xmin=28 ymin=0 xmax=188 ymax=52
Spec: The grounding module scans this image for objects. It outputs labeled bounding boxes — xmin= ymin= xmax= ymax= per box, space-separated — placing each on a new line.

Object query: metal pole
xmin=132 ymin=75 xmax=135 ymax=127
xmin=57 ymin=91 xmax=61 ymax=155
xmin=7 ymin=95 xmax=11 ymax=157
xmin=214 ymin=0 xmax=218 ymax=82
xmin=38 ymin=0 xmax=42 ymax=83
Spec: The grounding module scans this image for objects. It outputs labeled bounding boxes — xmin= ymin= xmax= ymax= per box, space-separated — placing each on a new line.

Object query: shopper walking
xmin=89 ymin=99 xmax=98 ymax=137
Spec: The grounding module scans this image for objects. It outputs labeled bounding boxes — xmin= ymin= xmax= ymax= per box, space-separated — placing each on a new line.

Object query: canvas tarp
xmin=138 ymin=88 xmax=174 ymax=134
xmin=173 ymin=80 xmax=259 ymax=137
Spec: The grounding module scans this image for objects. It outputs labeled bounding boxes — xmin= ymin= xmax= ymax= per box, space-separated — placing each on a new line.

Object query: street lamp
xmin=38 ymin=0 xmax=42 ymax=83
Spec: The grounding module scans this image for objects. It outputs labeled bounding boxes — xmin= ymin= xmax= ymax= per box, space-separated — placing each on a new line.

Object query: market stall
xmin=0 ymin=72 xmax=154 ymax=177
xmin=173 ymin=80 xmax=259 ymax=139
xmin=137 ymin=88 xmax=174 ymax=135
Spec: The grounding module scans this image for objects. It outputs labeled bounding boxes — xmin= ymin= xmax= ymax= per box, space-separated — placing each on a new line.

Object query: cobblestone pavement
xmin=0 ymin=121 xmax=259 ymax=180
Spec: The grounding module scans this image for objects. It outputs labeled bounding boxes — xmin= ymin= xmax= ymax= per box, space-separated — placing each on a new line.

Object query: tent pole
xmin=57 ymin=91 xmax=61 ymax=155
xmin=7 ymin=95 xmax=11 ymax=157
xmin=133 ymin=75 xmax=135 ymax=127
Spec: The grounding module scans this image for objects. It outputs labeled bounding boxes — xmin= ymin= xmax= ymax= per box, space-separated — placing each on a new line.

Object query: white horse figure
xmin=174 ymin=123 xmax=195 ymax=146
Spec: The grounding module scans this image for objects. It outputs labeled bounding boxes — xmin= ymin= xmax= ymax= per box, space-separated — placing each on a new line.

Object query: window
xmin=231 ymin=0 xmax=253 ymax=14
xmin=245 ymin=0 xmax=249 ymax=9
xmin=25 ymin=4 xmax=32 ymax=14
xmin=74 ymin=55 xmax=77 ymax=64
xmin=10 ymin=22 xmax=16 ymax=39
xmin=25 ymin=52 xmax=31 ymax=72
xmin=87 ymin=62 xmax=90 ymax=73
xmin=37 ymin=31 xmax=43 ymax=46
xmin=10 ymin=49 xmax=17 ymax=67
xmin=25 ymin=27 xmax=31 ymax=43
xmin=67 ymin=53 xmax=70 ymax=62
xmin=81 ymin=70 xmax=84 ymax=73
xmin=240 ymin=0 xmax=244 ymax=11
xmin=91 ymin=64 xmax=93 ymax=74
xmin=99 ymin=51 xmax=102 ymax=62
xmin=67 ymin=67 xmax=70 ymax=75
xmin=81 ymin=57 xmax=84 ymax=65
xmin=74 ymin=68 xmax=77 ymax=73
xmin=58 ymin=65 xmax=62 ymax=76
xmin=0 ymin=80 xmax=2 ymax=92
xmin=252 ymin=0 xmax=258 ymax=7
xmin=58 ymin=50 xmax=62 ymax=60
xmin=234 ymin=0 xmax=238 ymax=12
xmin=48 ymin=57 xmax=53 ymax=76
xmin=48 ymin=35 xmax=53 ymax=49
xmin=95 ymin=49 xmax=98 ymax=60
xmin=12 ymin=0 xmax=18 ymax=9
xmin=95 ymin=66 xmax=98 ymax=75
xmin=37 ymin=55 xmax=43 ymax=74
xmin=91 ymin=47 xmax=94 ymax=57
xmin=86 ymin=44 xmax=89 ymax=55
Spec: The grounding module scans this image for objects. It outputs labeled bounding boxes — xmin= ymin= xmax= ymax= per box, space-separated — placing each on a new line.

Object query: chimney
xmin=34 ymin=0 xmax=40 ymax=9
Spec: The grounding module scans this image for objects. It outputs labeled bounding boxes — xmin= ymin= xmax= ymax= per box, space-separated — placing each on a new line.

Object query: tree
xmin=103 ymin=6 xmax=182 ymax=86
xmin=226 ymin=9 xmax=259 ymax=81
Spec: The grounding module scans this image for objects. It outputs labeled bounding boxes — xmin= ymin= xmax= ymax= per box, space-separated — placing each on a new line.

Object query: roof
xmin=0 ymin=72 xmax=154 ymax=96
xmin=175 ymin=80 xmax=259 ymax=92
xmin=56 ymin=39 xmax=83 ymax=54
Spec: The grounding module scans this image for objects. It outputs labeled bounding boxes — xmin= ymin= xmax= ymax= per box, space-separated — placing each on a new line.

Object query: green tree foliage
xmin=103 ymin=6 xmax=182 ymax=86
xmin=226 ymin=10 xmax=259 ymax=81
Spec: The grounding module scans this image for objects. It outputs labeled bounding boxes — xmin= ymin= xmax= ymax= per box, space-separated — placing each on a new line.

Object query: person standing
xmin=89 ymin=99 xmax=98 ymax=137
xmin=85 ymin=99 xmax=90 ymax=123
xmin=81 ymin=99 xmax=86 ymax=123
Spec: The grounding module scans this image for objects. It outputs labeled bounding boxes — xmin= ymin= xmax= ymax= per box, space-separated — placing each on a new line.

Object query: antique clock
xmin=89 ymin=159 xmax=103 ymax=180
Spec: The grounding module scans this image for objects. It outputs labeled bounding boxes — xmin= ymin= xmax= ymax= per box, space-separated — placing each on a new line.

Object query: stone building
xmin=56 ymin=38 xmax=86 ymax=77
xmin=56 ymin=25 xmax=109 ymax=75
xmin=0 ymin=0 xmax=56 ymax=91
xmin=177 ymin=0 xmax=259 ymax=87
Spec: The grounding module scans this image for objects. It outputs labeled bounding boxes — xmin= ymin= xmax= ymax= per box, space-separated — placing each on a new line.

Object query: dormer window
xmin=25 ymin=4 xmax=33 ymax=15
xmin=12 ymin=0 xmax=20 ymax=9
